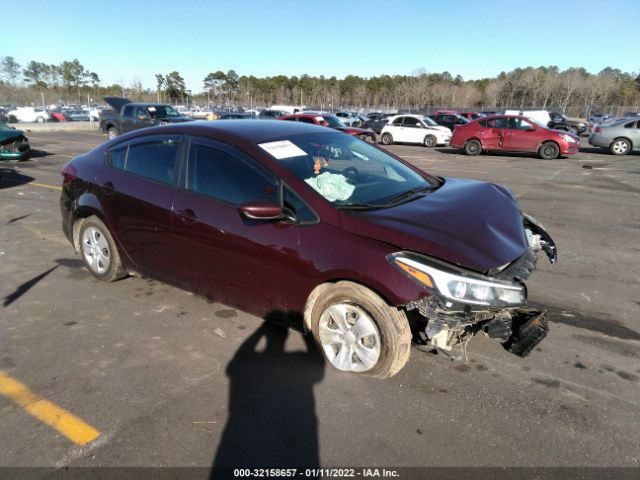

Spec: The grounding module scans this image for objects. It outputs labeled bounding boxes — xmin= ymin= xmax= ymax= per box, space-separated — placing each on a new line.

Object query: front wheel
xmin=107 ymin=127 xmax=118 ymax=140
xmin=570 ymin=126 xmax=579 ymax=135
xmin=380 ymin=133 xmax=393 ymax=145
xmin=610 ymin=138 xmax=631 ymax=155
xmin=309 ymin=281 xmax=411 ymax=378
xmin=463 ymin=139 xmax=482 ymax=156
xmin=539 ymin=141 xmax=560 ymax=160
xmin=424 ymin=134 xmax=437 ymax=148
xmin=79 ymin=216 xmax=127 ymax=282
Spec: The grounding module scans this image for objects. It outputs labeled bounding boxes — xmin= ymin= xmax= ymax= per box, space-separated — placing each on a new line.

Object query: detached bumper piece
xmin=502 ymin=308 xmax=548 ymax=357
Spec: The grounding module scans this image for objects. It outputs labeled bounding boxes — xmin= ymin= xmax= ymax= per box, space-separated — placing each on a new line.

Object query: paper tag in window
xmin=258 ymin=140 xmax=307 ymax=159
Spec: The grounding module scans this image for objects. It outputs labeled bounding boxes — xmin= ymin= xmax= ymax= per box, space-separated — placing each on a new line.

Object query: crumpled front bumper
xmin=408 ymin=213 xmax=556 ymax=358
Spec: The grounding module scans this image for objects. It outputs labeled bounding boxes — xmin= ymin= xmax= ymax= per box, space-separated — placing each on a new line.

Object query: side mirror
xmin=238 ymin=200 xmax=284 ymax=221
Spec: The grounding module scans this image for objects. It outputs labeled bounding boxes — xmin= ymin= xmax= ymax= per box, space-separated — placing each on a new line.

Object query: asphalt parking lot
xmin=1 ymin=131 xmax=640 ymax=475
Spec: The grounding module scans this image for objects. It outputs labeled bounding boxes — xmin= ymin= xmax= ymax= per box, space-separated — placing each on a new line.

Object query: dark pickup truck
xmin=100 ymin=97 xmax=192 ymax=139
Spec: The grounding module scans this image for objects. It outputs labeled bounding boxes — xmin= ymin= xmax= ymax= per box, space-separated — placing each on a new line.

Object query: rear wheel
xmin=79 ymin=216 xmax=126 ymax=282
xmin=35 ymin=116 xmax=45 ymax=123
xmin=539 ymin=141 xmax=560 ymax=160
xmin=309 ymin=282 xmax=411 ymax=378
xmin=610 ymin=138 xmax=631 ymax=155
xmin=381 ymin=133 xmax=393 ymax=145
xmin=424 ymin=134 xmax=437 ymax=148
xmin=463 ymin=139 xmax=482 ymax=156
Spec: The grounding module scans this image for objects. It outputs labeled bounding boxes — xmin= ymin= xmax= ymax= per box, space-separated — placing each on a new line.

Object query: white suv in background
xmin=380 ymin=114 xmax=451 ymax=147
xmin=8 ymin=107 xmax=51 ymax=123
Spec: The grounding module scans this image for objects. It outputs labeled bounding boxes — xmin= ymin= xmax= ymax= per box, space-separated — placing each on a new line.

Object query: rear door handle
xmin=100 ymin=181 xmax=115 ymax=194
xmin=176 ymin=208 xmax=197 ymax=225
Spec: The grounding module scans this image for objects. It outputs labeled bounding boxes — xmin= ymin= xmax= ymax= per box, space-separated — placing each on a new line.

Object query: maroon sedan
xmin=450 ymin=115 xmax=580 ymax=159
xmin=60 ymin=120 xmax=556 ymax=378
xmin=279 ymin=113 xmax=377 ymax=143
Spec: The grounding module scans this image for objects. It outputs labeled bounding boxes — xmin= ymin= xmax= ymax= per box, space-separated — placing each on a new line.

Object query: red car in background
xmin=279 ymin=113 xmax=377 ymax=142
xmin=450 ymin=115 xmax=580 ymax=160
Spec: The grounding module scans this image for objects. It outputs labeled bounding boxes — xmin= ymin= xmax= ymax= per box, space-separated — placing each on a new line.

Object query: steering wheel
xmin=343 ymin=166 xmax=360 ymax=180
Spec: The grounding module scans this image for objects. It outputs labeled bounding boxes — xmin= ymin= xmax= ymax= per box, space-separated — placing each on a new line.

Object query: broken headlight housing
xmin=389 ymin=253 xmax=526 ymax=308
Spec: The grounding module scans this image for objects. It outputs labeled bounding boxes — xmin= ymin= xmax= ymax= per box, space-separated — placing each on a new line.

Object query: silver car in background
xmin=588 ymin=118 xmax=640 ymax=155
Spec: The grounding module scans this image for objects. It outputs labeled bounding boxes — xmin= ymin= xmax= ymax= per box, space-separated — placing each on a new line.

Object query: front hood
xmin=0 ymin=128 xmax=25 ymax=143
xmin=340 ymin=177 xmax=528 ymax=273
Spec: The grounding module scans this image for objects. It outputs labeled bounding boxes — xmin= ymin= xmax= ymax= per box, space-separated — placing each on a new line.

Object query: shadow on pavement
xmin=212 ymin=320 xmax=325 ymax=474
xmin=0 ymin=168 xmax=34 ymax=189
xmin=3 ymin=265 xmax=59 ymax=307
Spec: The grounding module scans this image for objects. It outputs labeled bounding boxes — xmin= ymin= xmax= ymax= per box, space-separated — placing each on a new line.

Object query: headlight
xmin=561 ymin=134 xmax=577 ymax=143
xmin=389 ymin=253 xmax=526 ymax=307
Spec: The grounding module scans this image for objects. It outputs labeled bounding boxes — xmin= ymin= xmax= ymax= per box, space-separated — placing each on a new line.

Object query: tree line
xmin=2 ymin=56 xmax=639 ymax=117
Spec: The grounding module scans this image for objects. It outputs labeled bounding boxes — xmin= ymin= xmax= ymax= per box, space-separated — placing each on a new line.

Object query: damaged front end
xmin=390 ymin=214 xmax=556 ymax=359
xmin=0 ymin=129 xmax=32 ymax=161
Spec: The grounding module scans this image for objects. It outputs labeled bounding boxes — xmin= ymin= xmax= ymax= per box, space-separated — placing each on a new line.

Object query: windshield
xmin=258 ymin=132 xmax=439 ymax=208
xmin=147 ymin=106 xmax=180 ymax=118
xmin=421 ymin=116 xmax=438 ymax=127
xmin=321 ymin=115 xmax=346 ymax=128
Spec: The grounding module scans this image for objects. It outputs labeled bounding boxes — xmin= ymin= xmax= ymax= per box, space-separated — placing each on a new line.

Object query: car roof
xmin=117 ymin=119 xmax=335 ymax=145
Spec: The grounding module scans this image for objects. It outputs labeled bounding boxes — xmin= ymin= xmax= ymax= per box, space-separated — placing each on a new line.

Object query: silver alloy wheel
xmin=612 ymin=139 xmax=629 ymax=154
xmin=318 ymin=303 xmax=381 ymax=372
xmin=82 ymin=226 xmax=111 ymax=275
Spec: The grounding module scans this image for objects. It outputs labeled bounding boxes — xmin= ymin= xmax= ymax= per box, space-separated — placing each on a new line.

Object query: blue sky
xmin=4 ymin=0 xmax=639 ymax=91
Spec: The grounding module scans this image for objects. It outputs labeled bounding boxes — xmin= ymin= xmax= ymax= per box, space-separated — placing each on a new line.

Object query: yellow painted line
xmin=30 ymin=182 xmax=62 ymax=191
xmin=0 ymin=370 xmax=100 ymax=445
xmin=0 ymin=178 xmax=62 ymax=191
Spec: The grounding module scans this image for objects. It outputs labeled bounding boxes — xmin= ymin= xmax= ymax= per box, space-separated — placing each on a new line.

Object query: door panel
xmin=171 ymin=139 xmax=317 ymax=317
xmin=503 ymin=118 xmax=538 ymax=151
xmin=95 ymin=137 xmax=183 ymax=278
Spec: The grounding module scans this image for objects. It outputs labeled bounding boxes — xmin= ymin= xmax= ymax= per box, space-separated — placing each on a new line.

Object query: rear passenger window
xmin=108 ymin=146 xmax=127 ymax=170
xmin=186 ymin=144 xmax=277 ymax=206
xmin=624 ymin=121 xmax=637 ymax=129
xmin=125 ymin=140 xmax=180 ymax=185
xmin=298 ymin=117 xmax=315 ymax=124
xmin=392 ymin=117 xmax=403 ymax=126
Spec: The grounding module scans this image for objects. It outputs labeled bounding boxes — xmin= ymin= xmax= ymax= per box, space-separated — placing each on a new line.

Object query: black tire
xmin=78 ymin=216 xmax=127 ymax=282
xmin=463 ymin=139 xmax=482 ymax=156
xmin=35 ymin=116 xmax=45 ymax=123
xmin=107 ymin=127 xmax=118 ymax=140
xmin=308 ymin=281 xmax=411 ymax=379
xmin=609 ymin=138 xmax=631 ymax=156
xmin=539 ymin=141 xmax=560 ymax=160
xmin=381 ymin=133 xmax=393 ymax=145
xmin=424 ymin=134 xmax=437 ymax=148
xmin=570 ymin=126 xmax=579 ymax=135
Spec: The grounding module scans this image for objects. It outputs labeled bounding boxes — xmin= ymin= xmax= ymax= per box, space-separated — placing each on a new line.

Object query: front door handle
xmin=176 ymin=208 xmax=197 ymax=225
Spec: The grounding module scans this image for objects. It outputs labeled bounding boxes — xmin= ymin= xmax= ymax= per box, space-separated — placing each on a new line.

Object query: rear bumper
xmin=588 ymin=134 xmax=612 ymax=148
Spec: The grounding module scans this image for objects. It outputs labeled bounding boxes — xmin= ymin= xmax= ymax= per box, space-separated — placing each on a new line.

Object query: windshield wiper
xmin=385 ymin=186 xmax=433 ymax=205
xmin=336 ymin=202 xmax=382 ymax=210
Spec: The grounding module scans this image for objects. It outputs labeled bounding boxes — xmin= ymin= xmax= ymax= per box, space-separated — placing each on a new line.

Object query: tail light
xmin=594 ymin=127 xmax=601 ymax=133
xmin=60 ymin=163 xmax=77 ymax=185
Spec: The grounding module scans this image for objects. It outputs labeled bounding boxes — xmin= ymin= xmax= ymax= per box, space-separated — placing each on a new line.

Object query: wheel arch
xmin=302 ymin=277 xmax=414 ymax=334
xmin=611 ymin=136 xmax=633 ymax=149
